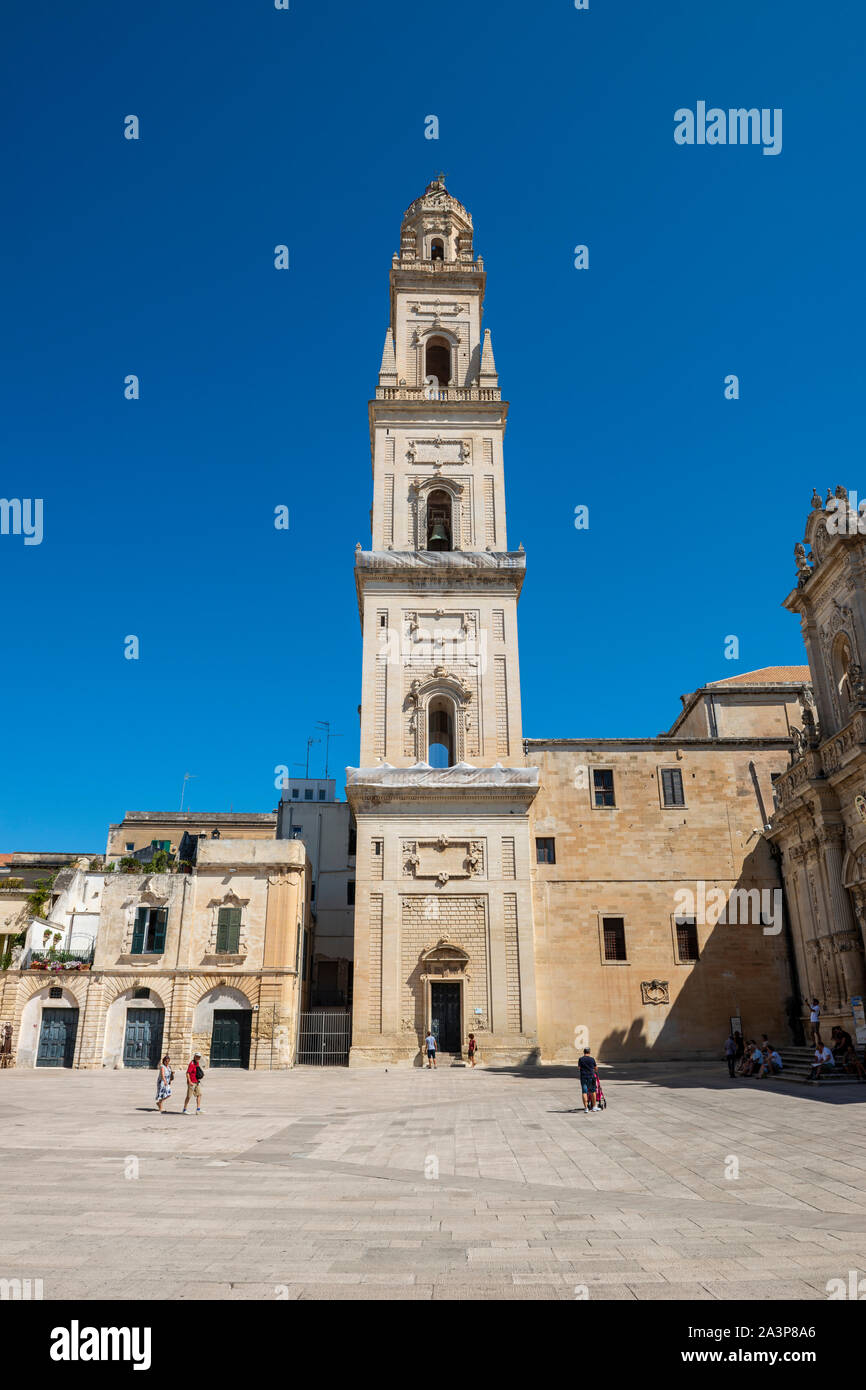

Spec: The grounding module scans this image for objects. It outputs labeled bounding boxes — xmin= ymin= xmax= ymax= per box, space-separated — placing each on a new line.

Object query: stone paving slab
xmin=0 ymin=1062 xmax=864 ymax=1301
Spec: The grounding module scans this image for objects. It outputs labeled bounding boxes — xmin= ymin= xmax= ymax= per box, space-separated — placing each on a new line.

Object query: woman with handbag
xmin=155 ymin=1054 xmax=173 ymax=1112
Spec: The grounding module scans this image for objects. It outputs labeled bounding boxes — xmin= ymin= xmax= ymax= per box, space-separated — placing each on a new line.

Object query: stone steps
xmin=774 ymin=1045 xmax=863 ymax=1085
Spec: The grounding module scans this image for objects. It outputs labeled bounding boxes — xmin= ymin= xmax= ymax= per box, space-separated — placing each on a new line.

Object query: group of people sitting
xmin=724 ymin=1005 xmax=866 ymax=1082
xmin=809 ymin=1025 xmax=866 ymax=1080
xmin=725 ymin=1032 xmax=784 ymax=1078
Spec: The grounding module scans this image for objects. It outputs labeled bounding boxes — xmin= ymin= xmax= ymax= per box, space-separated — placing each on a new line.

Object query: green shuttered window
xmin=216 ymin=907 xmax=241 ymax=954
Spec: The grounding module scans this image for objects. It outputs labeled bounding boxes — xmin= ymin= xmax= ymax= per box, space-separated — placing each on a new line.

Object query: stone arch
xmin=188 ymin=976 xmax=257 ymax=1013
xmin=411 ymin=476 xmax=464 ymax=550
xmin=17 ymin=981 xmax=83 ymax=1069
xmin=192 ymin=983 xmax=255 ymax=1070
xmin=413 ymin=324 xmax=460 ymax=389
xmin=103 ymin=983 xmax=168 ymax=1070
xmin=406 ymin=671 xmax=473 ymax=763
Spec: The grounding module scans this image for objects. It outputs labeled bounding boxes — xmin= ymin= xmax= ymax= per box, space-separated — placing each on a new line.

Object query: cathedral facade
xmin=346 ymin=180 xmax=811 ymax=1066
xmin=769 ymin=489 xmax=866 ymax=1042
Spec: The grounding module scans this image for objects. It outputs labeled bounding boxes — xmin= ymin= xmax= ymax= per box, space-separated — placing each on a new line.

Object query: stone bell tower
xmin=347 ymin=177 xmax=540 ymax=1066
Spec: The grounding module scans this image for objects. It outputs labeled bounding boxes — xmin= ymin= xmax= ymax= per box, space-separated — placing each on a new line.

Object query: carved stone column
xmin=804 ymin=839 xmax=843 ymax=1010
xmin=821 ymin=827 xmax=866 ymax=1004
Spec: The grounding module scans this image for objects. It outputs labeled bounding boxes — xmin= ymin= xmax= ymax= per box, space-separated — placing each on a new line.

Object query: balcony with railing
xmin=375 ymin=384 xmax=501 ymax=403
xmin=24 ymin=946 xmax=95 ymax=972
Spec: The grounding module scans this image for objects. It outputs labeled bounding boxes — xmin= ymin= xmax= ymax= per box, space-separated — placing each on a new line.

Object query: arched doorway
xmin=104 ymin=987 xmax=166 ymax=1069
xmin=194 ymin=986 xmax=252 ymax=1068
xmin=20 ymin=986 xmax=80 ymax=1068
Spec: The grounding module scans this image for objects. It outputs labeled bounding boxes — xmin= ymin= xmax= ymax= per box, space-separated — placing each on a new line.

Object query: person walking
xmin=467 ymin=1032 xmax=477 ymax=1067
xmin=424 ymin=1030 xmax=437 ymax=1069
xmin=155 ymin=1054 xmax=173 ymax=1112
xmin=809 ymin=998 xmax=822 ymax=1047
xmin=183 ymin=1053 xmax=204 ymax=1113
xmin=724 ymin=1034 xmax=736 ymax=1078
xmin=578 ymin=1047 xmax=600 ymax=1112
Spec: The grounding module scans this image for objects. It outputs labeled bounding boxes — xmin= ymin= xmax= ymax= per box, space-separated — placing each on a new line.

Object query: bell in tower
xmin=426 ymin=490 xmax=452 ymax=551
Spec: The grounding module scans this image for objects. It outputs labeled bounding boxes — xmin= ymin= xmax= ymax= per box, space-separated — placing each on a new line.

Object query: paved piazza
xmin=2 ymin=1063 xmax=865 ymax=1301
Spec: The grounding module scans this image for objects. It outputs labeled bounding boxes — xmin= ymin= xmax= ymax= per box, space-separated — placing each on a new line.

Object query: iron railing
xmin=297 ymin=1010 xmax=352 ymax=1066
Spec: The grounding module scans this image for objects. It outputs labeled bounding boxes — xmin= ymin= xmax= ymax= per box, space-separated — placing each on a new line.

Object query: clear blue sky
xmin=2 ymin=0 xmax=863 ymax=850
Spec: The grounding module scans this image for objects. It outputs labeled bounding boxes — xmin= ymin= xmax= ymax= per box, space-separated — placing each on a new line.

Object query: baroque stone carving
xmin=640 ymin=980 xmax=670 ymax=1006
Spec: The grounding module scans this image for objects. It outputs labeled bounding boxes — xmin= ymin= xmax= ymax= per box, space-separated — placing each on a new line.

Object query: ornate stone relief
xmin=402 ymin=837 xmax=485 ymax=884
xmin=640 ymin=980 xmax=670 ymax=1006
xmin=406 ymin=438 xmax=471 ymax=466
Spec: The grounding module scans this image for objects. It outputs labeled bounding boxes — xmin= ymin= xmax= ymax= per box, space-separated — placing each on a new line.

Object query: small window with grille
xmin=675 ymin=917 xmax=699 ymax=962
xmin=602 ymin=917 xmax=627 ymax=962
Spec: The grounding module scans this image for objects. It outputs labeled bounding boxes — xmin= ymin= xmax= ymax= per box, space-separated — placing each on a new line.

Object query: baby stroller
xmin=594 ymin=1070 xmax=607 ymax=1110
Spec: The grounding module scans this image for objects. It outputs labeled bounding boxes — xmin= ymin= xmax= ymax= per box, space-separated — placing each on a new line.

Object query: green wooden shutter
xmin=217 ymin=907 xmax=241 ymax=953
xmin=131 ymin=907 xmax=147 ymax=954
xmin=152 ymin=908 xmax=167 ymax=954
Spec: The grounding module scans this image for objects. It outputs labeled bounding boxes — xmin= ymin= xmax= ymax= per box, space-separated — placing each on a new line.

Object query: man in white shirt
xmin=810 ymin=1044 xmax=834 ymax=1080
xmin=809 ymin=998 xmax=822 ymax=1047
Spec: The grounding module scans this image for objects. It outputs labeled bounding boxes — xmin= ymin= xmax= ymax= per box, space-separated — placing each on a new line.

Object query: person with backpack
xmin=183 ymin=1053 xmax=205 ymax=1113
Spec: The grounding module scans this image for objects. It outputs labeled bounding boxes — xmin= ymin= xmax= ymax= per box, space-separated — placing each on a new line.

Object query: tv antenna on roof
xmin=315 ymin=721 xmax=343 ymax=780
xmin=179 ymin=772 xmax=197 ymax=812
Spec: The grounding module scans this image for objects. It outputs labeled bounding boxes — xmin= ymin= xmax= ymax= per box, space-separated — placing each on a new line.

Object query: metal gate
xmin=297 ymin=1011 xmax=352 ymax=1066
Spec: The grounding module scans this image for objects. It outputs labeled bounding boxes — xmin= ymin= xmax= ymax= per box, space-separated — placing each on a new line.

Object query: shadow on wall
xmin=595 ymin=840 xmax=800 ymax=1064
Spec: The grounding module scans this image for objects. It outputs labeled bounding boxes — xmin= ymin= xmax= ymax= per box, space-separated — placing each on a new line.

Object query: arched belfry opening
xmin=428 ymin=697 xmax=455 ymax=768
xmin=426 ymin=489 xmax=452 ymax=551
xmin=430 ymin=238 xmax=445 ymax=261
xmin=425 ymin=337 xmax=451 ymax=387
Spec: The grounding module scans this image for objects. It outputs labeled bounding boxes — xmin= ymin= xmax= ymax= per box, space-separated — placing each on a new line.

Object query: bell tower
xmin=347 ymin=178 xmax=540 ymax=1067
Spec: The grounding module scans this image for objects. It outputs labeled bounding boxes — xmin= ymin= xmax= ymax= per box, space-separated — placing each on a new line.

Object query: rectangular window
xmin=593 ymin=769 xmax=616 ymax=807
xmin=291 ymin=825 xmax=303 ymax=840
xmin=291 ymin=788 xmax=299 ymax=800
xmin=676 ymin=917 xmax=699 ymax=962
xmin=347 ymin=880 xmax=356 ymax=905
xmin=49 ymin=986 xmax=62 ymax=1000
xmin=304 ymin=789 xmax=313 ymax=801
xmin=661 ymin=768 xmax=685 ymax=807
xmin=374 ymin=840 xmax=382 ymax=855
xmin=125 ymin=842 xmax=135 ymax=852
xmin=216 ymin=906 xmax=241 ymax=954
xmin=348 ymin=823 xmax=357 ymax=856
xmin=318 ymin=789 xmax=326 ymax=801
xmin=602 ymin=916 xmax=627 ymax=962
xmin=151 ymin=839 xmax=170 ymax=852
xmin=131 ymin=907 xmax=167 ymax=955
xmin=133 ymin=987 xmax=150 ymax=1000
xmin=535 ymin=837 xmax=556 ymax=865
